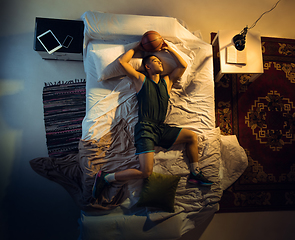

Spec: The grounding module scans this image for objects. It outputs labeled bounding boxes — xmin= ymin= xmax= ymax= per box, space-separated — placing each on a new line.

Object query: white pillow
xmin=90 ymin=41 xmax=192 ymax=84
xmin=90 ymin=42 xmax=139 ymax=81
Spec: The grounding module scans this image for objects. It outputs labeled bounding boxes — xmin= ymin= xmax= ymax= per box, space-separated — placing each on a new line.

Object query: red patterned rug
xmin=214 ymin=35 xmax=295 ymax=212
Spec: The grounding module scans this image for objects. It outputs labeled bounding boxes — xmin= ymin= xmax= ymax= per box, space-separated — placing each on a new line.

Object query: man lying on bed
xmin=93 ymin=39 xmax=213 ymax=198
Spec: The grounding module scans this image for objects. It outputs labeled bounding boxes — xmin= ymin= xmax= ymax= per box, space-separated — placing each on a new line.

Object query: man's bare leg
xmin=114 ymin=152 xmax=154 ymax=181
xmin=174 ymin=128 xmax=199 ymax=166
xmin=174 ymin=129 xmax=213 ymax=186
xmin=93 ymin=152 xmax=154 ymax=198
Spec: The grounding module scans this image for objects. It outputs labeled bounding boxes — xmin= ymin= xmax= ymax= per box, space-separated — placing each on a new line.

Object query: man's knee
xmin=186 ymin=130 xmax=198 ymax=144
xmin=191 ymin=131 xmax=198 ymax=143
xmin=141 ymin=169 xmax=153 ymax=178
xmin=138 ymin=152 xmax=154 ymax=178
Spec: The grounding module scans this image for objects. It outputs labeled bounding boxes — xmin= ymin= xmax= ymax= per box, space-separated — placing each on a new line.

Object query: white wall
xmin=0 ymin=0 xmax=295 ymax=239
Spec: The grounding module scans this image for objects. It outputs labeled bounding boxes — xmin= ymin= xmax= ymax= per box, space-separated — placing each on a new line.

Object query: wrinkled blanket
xmin=30 ymin=119 xmax=136 ymax=211
xmin=30 ymin=118 xmax=223 ymax=215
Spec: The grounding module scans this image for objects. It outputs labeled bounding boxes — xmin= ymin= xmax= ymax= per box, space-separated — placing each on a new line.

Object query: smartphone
xmin=62 ymin=35 xmax=73 ymax=48
xmin=37 ymin=30 xmax=62 ymax=54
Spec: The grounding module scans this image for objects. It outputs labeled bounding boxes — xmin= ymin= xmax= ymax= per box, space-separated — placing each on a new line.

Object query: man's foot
xmin=92 ymin=171 xmax=109 ymax=198
xmin=187 ymin=171 xmax=213 ymax=186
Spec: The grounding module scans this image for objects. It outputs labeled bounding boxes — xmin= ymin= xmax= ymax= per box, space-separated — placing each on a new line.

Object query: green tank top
xmin=136 ymin=77 xmax=169 ymax=123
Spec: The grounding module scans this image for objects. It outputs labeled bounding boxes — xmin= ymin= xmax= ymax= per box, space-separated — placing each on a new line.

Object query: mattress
xmin=77 ymin=10 xmax=248 ymax=240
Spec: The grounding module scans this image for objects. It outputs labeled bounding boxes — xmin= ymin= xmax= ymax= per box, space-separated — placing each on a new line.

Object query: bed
xmin=30 ymin=10 xmax=248 ymax=240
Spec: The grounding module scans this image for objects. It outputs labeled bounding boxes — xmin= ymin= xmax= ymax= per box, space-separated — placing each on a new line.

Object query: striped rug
xmin=43 ymin=80 xmax=86 ymax=158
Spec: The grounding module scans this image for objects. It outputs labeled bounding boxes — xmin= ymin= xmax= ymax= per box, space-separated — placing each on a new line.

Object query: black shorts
xmin=134 ymin=121 xmax=182 ymax=155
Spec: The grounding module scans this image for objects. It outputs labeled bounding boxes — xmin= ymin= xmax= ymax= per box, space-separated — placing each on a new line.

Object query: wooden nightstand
xmin=34 ymin=17 xmax=84 ymax=61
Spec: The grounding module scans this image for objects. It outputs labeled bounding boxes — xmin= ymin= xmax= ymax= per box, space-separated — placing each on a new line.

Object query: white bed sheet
xmin=79 ymin=10 xmax=248 ymax=240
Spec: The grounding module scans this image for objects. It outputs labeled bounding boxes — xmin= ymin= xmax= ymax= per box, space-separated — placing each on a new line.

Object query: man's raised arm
xmin=162 ymin=41 xmax=188 ymax=83
xmin=118 ymin=43 xmax=145 ymax=92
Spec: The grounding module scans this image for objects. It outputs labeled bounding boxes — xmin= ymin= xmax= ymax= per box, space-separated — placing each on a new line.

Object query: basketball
xmin=141 ymin=31 xmax=163 ymax=52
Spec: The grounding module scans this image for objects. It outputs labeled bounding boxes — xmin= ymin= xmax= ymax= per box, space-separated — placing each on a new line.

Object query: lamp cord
xmin=248 ymin=0 xmax=282 ymax=30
